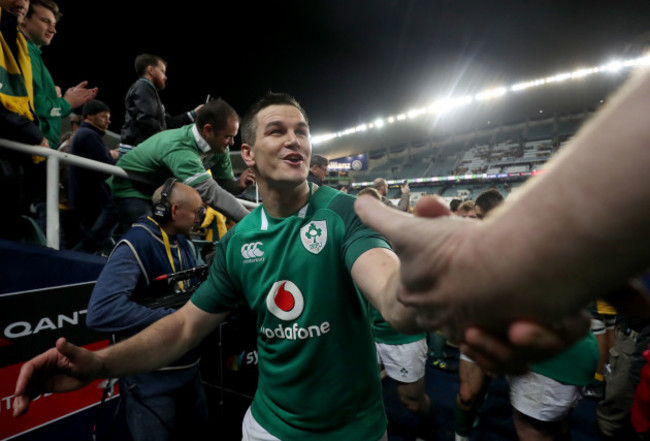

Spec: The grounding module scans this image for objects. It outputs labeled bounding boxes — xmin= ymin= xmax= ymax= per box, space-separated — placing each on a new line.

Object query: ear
xmin=200 ymin=123 xmax=213 ymax=139
xmin=170 ymin=203 xmax=180 ymax=221
xmin=241 ymin=143 xmax=255 ymax=168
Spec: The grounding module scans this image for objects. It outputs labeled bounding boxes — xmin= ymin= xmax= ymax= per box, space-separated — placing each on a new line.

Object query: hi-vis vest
xmin=0 ymin=9 xmax=35 ymax=120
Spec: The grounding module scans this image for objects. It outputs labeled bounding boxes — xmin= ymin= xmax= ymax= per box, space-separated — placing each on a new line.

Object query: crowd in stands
xmin=3 ymin=1 xmax=650 ymax=441
xmin=0 ymin=0 xmax=254 ymax=251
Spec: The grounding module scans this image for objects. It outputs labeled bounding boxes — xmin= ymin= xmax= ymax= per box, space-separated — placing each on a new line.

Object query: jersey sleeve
xmin=330 ymin=192 xmax=392 ymax=270
xmin=162 ymin=149 xmax=211 ymax=187
xmin=208 ymin=147 xmax=235 ymax=180
xmin=190 ymin=232 xmax=241 ymax=313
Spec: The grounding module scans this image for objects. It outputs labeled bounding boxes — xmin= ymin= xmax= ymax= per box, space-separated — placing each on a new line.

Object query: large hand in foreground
xmin=13 ymin=338 xmax=103 ymax=417
xmin=355 ymin=194 xmax=488 ymax=341
xmin=354 ymin=195 xmax=585 ymax=340
xmin=354 ymin=194 xmax=590 ymax=372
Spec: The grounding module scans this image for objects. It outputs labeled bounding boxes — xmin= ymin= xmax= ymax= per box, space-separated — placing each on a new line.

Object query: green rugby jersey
xmin=192 ymin=184 xmax=390 ymax=440
xmin=369 ymin=305 xmax=426 ymax=345
xmin=110 ymin=124 xmax=234 ymax=200
xmin=531 ymin=332 xmax=599 ymax=386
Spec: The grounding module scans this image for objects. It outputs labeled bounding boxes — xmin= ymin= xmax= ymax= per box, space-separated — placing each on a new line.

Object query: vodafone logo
xmin=266 ymin=281 xmax=304 ymax=321
xmin=241 ymin=241 xmax=264 ymax=262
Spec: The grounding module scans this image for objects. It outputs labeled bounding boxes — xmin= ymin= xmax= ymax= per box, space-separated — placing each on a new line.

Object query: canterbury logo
xmin=241 ymin=241 xmax=264 ymax=259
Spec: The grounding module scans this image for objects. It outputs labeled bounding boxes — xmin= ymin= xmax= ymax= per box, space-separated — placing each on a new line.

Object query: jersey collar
xmin=259 ymin=183 xmax=317 ymax=231
xmin=192 ymin=124 xmax=212 ymax=154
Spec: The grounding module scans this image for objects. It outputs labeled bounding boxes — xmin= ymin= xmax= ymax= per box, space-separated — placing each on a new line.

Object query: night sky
xmin=45 ymin=0 xmax=650 ymax=144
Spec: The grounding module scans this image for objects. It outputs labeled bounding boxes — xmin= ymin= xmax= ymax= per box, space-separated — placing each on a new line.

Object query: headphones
xmin=153 ymin=177 xmax=177 ymax=223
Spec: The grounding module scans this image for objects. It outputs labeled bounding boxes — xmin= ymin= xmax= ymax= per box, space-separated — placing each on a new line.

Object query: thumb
xmin=75 ymin=80 xmax=89 ymax=88
xmin=55 ymin=337 xmax=82 ymax=363
xmin=354 ymin=195 xmax=410 ymax=239
xmin=413 ymin=195 xmax=451 ymax=218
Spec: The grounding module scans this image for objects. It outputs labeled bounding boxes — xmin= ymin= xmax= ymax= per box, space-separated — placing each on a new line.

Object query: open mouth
xmin=283 ymin=153 xmax=304 ymax=164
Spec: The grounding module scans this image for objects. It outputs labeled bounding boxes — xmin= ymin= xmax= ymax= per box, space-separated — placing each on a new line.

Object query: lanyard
xmin=148 ymin=217 xmax=184 ymax=290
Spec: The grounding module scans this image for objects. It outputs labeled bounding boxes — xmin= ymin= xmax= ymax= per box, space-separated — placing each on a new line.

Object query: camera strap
xmin=148 ymin=216 xmax=184 ymax=290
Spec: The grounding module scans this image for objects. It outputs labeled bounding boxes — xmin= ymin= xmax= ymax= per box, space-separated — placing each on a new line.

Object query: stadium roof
xmin=51 ymin=1 xmax=650 ymax=158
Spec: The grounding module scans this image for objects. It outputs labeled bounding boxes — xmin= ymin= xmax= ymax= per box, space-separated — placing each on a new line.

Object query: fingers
xmin=13 ymin=361 xmax=35 ymax=417
xmin=462 ymin=314 xmax=591 ymax=375
xmin=12 ymin=339 xmax=69 ymax=417
xmin=509 ymin=314 xmax=590 ymax=351
xmin=462 ymin=328 xmax=531 ymax=375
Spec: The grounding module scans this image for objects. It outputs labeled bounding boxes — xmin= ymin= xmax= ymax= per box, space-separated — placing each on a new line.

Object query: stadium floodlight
xmin=310 ymin=53 xmax=649 ymax=145
xmin=475 ymin=87 xmax=507 ymax=101
xmin=311 ymin=132 xmax=338 ymax=146
xmin=601 ymin=61 xmax=624 ymax=73
xmin=546 ymin=73 xmax=571 ymax=83
xmin=406 ymin=108 xmax=427 ymax=119
xmin=570 ymin=67 xmax=599 ymax=79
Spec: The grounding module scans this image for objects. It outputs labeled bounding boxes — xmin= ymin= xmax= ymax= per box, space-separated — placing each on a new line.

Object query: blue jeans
xmin=72 ymin=198 xmax=119 ymax=253
xmin=120 ymin=372 xmax=209 ymax=441
xmin=116 ymin=197 xmax=153 ymax=235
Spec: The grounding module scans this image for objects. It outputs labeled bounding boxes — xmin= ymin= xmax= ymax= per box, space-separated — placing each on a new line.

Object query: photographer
xmin=85 ymin=179 xmax=209 ymax=441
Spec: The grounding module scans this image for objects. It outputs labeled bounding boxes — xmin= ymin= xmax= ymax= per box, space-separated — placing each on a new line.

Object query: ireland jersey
xmin=369 ymin=305 xmax=426 ymax=345
xmin=191 ymin=184 xmax=390 ymax=440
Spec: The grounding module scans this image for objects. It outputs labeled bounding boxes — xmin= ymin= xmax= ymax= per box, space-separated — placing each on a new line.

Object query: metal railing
xmin=0 ymin=138 xmax=258 ymax=250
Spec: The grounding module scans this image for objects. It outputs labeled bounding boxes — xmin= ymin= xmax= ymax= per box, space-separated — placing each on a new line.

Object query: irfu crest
xmin=300 ymin=220 xmax=327 ymax=254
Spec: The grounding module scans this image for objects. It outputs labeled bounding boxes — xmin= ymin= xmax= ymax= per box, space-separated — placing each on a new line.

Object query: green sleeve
xmin=190 ymin=231 xmax=241 ymax=313
xmin=163 ymin=149 xmax=211 ymax=186
xmin=329 ymin=192 xmax=392 ymax=270
xmin=208 ymin=147 xmax=235 ymax=180
xmin=29 ymin=43 xmax=72 ymax=120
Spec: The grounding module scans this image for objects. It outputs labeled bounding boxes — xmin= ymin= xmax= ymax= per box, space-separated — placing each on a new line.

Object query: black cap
xmin=82 ymin=100 xmax=110 ymax=117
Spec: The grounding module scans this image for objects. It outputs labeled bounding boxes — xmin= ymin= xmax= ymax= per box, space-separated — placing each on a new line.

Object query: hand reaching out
xmin=13 ymin=338 xmax=104 ymax=417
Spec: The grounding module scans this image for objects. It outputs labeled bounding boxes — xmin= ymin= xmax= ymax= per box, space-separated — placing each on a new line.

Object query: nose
xmin=284 ymin=130 xmax=300 ymax=148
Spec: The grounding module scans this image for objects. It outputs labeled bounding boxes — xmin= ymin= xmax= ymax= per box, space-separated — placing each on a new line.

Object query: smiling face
xmin=1 ymin=0 xmax=29 ymax=18
xmin=241 ymin=104 xmax=311 ymax=190
xmin=203 ymin=116 xmax=239 ymax=154
xmin=20 ymin=3 xmax=56 ymax=47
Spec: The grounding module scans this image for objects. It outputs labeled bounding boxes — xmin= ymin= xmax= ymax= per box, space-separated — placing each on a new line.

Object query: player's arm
xmin=13 ymin=302 xmax=228 ymax=417
xmin=351 ymin=247 xmax=421 ymax=334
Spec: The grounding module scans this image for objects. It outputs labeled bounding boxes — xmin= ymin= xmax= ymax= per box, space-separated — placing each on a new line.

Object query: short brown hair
xmin=357 ymin=187 xmax=381 ymax=200
xmin=134 ymin=54 xmax=165 ymax=77
xmin=195 ymin=98 xmax=239 ymax=131
xmin=27 ymin=0 xmax=62 ymax=21
xmin=241 ymin=92 xmax=308 ymax=146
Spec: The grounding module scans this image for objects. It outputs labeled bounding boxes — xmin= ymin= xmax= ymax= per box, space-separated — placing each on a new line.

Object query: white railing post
xmin=46 ymin=155 xmax=60 ymax=249
xmin=0 ymin=137 xmax=258 ymax=249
